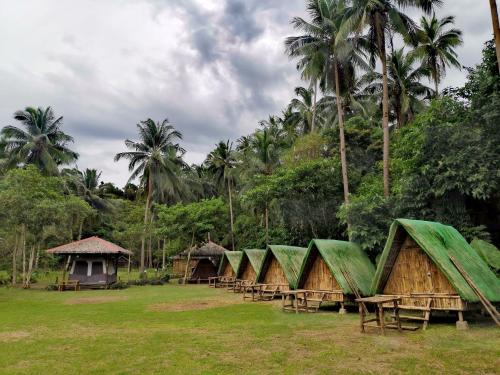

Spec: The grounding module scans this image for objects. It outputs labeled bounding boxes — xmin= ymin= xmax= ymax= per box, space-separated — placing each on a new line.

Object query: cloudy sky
xmin=0 ymin=0 xmax=494 ymax=186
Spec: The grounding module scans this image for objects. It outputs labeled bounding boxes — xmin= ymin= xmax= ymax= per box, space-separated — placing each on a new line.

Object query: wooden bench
xmin=58 ymin=280 xmax=80 ymax=291
xmin=257 ymin=284 xmax=289 ymax=301
xmin=282 ymin=290 xmax=344 ymax=313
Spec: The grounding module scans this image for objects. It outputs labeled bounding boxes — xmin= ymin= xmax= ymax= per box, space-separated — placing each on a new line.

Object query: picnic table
xmin=282 ymin=290 xmax=344 ymax=313
xmin=243 ymin=283 xmax=288 ymax=301
xmin=356 ymin=296 xmax=403 ymax=334
xmin=58 ymin=280 xmax=80 ymax=292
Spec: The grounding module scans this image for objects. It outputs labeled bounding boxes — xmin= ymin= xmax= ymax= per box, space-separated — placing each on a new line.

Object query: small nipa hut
xmin=295 ymin=240 xmax=375 ymax=313
xmin=174 ymin=241 xmax=228 ymax=283
xmin=46 ymin=236 xmax=132 ymax=288
xmin=256 ymin=245 xmax=308 ymax=291
xmin=218 ymin=251 xmax=243 ymax=278
xmin=236 ymin=249 xmax=266 ymax=282
xmin=372 ymin=219 xmax=500 ymax=329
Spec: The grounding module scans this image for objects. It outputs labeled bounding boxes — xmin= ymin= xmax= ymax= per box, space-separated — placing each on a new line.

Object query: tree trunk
xmin=34 ymin=244 xmax=40 ymax=270
xmin=147 ymin=215 xmax=153 ymax=269
xmin=21 ymin=225 xmax=26 ymax=286
xmin=140 ymin=176 xmax=153 ymax=274
xmin=162 ymin=238 xmax=167 ymax=270
xmin=434 ymin=76 xmax=439 ymax=98
xmin=12 ymin=233 xmax=18 ymax=286
xmin=333 ymin=60 xmax=352 ymax=238
xmin=183 ymin=229 xmax=196 ymax=284
xmin=227 ymin=180 xmax=235 ymax=251
xmin=381 ymin=44 xmax=391 ymax=197
xmin=489 ymin=0 xmax=500 ymax=73
xmin=311 ymin=79 xmax=318 ymax=133
xmin=265 ymin=204 xmax=269 ymax=246
xmin=78 ymin=218 xmax=83 ymax=241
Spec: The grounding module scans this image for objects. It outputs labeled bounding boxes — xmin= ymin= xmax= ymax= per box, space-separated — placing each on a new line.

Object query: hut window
xmin=91 ymin=261 xmax=104 ymax=275
xmin=74 ymin=261 xmax=88 ymax=275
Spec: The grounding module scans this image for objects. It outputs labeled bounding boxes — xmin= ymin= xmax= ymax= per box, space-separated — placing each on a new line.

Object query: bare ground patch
xmin=65 ymin=296 xmax=128 ymax=305
xmin=148 ymin=299 xmax=243 ymax=312
xmin=0 ymin=330 xmax=30 ymax=342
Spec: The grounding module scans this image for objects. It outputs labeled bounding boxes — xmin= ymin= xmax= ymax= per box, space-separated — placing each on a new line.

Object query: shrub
xmin=109 ymin=281 xmax=128 ymax=289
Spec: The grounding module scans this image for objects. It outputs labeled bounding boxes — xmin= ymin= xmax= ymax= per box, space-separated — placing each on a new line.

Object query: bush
xmin=109 ymin=281 xmax=128 ymax=289
xmin=46 ymin=284 xmax=58 ymax=291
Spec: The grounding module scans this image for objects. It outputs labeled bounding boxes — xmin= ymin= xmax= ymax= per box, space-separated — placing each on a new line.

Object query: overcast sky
xmin=0 ymin=0 xmax=494 ymax=187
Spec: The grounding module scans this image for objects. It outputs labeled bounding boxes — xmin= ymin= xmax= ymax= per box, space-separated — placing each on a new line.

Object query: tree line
xmin=1 ymin=0 xmax=499 ymax=280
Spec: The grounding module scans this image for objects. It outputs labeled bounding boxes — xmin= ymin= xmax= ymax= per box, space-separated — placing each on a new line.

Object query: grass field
xmin=0 ymin=284 xmax=499 ymax=375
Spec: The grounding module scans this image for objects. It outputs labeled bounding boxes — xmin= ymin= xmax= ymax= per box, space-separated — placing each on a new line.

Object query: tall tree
xmin=489 ymin=0 xmax=500 ymax=73
xmin=413 ymin=14 xmax=463 ymax=96
xmin=286 ymin=0 xmax=366 ymax=234
xmin=365 ymin=48 xmax=432 ymax=128
xmin=287 ymin=87 xmax=316 ymax=134
xmin=345 ymin=0 xmax=440 ymax=197
xmin=114 ymin=118 xmax=184 ymax=273
xmin=205 ymin=141 xmax=238 ymax=251
xmin=1 ymin=107 xmax=78 ymax=175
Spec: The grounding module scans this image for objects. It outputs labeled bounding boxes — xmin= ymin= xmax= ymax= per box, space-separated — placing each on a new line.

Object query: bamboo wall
xmin=172 ymin=258 xmax=197 ymax=276
xmin=302 ymin=253 xmax=343 ymax=302
xmin=262 ymin=256 xmax=288 ymax=286
xmin=383 ymin=236 xmax=462 ymax=310
xmin=221 ymin=260 xmax=235 ymax=277
xmin=240 ymin=259 xmax=257 ymax=282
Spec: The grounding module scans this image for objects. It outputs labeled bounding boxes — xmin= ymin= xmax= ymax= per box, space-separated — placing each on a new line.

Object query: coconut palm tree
xmin=287 ymin=87 xmax=316 ymax=134
xmin=489 ymin=0 xmax=500 ymax=73
xmin=114 ymin=118 xmax=184 ymax=273
xmin=366 ymin=48 xmax=432 ymax=128
xmin=286 ymin=0 xmax=367 ymax=232
xmin=413 ymin=14 xmax=463 ymax=96
xmin=344 ymin=0 xmax=440 ymax=197
xmin=1 ymin=107 xmax=78 ymax=175
xmin=205 ymin=141 xmax=238 ymax=251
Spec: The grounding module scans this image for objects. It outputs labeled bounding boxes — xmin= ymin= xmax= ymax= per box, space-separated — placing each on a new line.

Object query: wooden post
xmin=359 ymin=303 xmax=365 ymax=333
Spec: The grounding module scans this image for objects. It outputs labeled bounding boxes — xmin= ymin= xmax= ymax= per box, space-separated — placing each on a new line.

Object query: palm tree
xmin=489 ymin=0 xmax=500 ymax=73
xmin=345 ymin=0 xmax=440 ymax=197
xmin=1 ymin=107 xmax=78 ymax=175
xmin=366 ymin=48 xmax=432 ymax=128
xmin=115 ymin=118 xmax=184 ymax=273
xmin=287 ymin=87 xmax=316 ymax=134
xmin=286 ymin=0 xmax=366 ymax=232
xmin=205 ymin=141 xmax=238 ymax=251
xmin=413 ymin=14 xmax=463 ymax=96
xmin=82 ymin=168 xmax=102 ymax=191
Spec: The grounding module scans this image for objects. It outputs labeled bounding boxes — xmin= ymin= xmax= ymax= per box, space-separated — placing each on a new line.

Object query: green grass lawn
xmin=0 ymin=284 xmax=499 ymax=375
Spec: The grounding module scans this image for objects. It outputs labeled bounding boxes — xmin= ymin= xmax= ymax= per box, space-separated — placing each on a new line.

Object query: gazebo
xmin=46 ymin=236 xmax=132 ymax=288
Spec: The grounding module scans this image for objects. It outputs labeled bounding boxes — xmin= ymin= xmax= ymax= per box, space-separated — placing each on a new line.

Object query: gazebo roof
xmin=46 ymin=236 xmax=133 ymax=256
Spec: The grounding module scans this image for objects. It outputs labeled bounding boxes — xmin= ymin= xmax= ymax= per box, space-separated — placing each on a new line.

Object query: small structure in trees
xmin=256 ymin=245 xmax=307 ymax=290
xmin=47 ymin=236 xmax=132 ymax=288
xmin=218 ymin=251 xmax=243 ymax=278
xmin=236 ymin=249 xmax=266 ymax=282
xmin=372 ymin=219 xmax=500 ymax=329
xmin=172 ymin=241 xmax=227 ymax=282
xmin=295 ymin=240 xmax=375 ymax=313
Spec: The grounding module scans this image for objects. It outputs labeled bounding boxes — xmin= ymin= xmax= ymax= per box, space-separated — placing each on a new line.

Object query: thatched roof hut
xmin=171 ymin=241 xmax=228 ymax=278
xmin=46 ymin=237 xmax=132 ymax=287
xmin=236 ymin=249 xmax=266 ymax=282
xmin=372 ymin=219 xmax=500 ymax=314
xmin=296 ymin=240 xmax=375 ymax=296
xmin=256 ymin=245 xmax=307 ymax=288
xmin=218 ymin=251 xmax=243 ymax=277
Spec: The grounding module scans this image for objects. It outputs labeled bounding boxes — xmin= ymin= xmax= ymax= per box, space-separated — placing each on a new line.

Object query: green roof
xmin=256 ymin=245 xmax=307 ymax=287
xmin=218 ymin=251 xmax=243 ymax=275
xmin=470 ymin=238 xmax=500 ymax=272
xmin=236 ymin=249 xmax=265 ymax=278
xmin=372 ymin=219 xmax=500 ymax=302
xmin=297 ymin=240 xmax=375 ymax=295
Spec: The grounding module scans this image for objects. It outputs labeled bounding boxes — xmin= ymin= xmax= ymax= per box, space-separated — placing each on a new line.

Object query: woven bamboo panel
xmin=383 ymin=236 xmax=461 ymax=309
xmin=241 ymin=261 xmax=257 ymax=281
xmin=221 ymin=261 xmax=235 ymax=277
xmin=303 ymin=255 xmax=341 ymax=291
xmin=263 ymin=256 xmax=288 ymax=285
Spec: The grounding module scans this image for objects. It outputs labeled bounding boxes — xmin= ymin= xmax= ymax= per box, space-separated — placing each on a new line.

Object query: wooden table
xmin=356 ymin=296 xmax=402 ymax=334
xmin=282 ymin=290 xmax=307 ymax=313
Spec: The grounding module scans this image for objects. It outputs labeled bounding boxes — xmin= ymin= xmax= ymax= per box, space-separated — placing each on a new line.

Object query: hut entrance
xmin=190 ymin=258 xmax=217 ymax=282
xmin=303 ymin=253 xmax=341 ymax=291
xmin=263 ymin=256 xmax=287 ymax=285
xmin=383 ymin=236 xmax=456 ymax=295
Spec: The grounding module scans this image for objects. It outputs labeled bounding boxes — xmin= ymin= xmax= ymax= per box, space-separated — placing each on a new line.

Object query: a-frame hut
xmin=218 ymin=251 xmax=243 ymax=278
xmin=256 ymin=245 xmax=307 ymax=289
xmin=236 ymin=249 xmax=265 ymax=282
xmin=172 ymin=241 xmax=227 ymax=280
xmin=296 ymin=240 xmax=375 ymax=310
xmin=372 ymin=219 xmax=500 ymax=326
